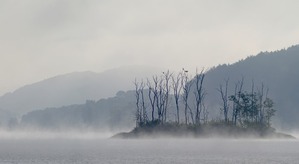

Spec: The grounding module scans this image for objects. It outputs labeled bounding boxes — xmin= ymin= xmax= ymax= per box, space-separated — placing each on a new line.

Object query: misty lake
xmin=0 ymin=135 xmax=298 ymax=164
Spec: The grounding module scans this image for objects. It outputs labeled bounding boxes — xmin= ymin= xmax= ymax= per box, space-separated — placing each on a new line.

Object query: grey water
xmin=0 ymin=138 xmax=298 ymax=164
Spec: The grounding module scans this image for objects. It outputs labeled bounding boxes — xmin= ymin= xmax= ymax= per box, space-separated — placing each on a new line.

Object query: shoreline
xmin=112 ymin=124 xmax=296 ymax=139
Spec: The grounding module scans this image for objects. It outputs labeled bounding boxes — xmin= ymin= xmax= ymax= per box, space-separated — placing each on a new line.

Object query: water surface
xmin=0 ymin=138 xmax=298 ymax=164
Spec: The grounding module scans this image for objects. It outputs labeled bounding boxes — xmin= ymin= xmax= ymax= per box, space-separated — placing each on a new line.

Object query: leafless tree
xmin=194 ymin=68 xmax=205 ymax=125
xmin=218 ymin=78 xmax=229 ymax=122
xmin=182 ymin=68 xmax=193 ymax=124
xmin=157 ymin=77 xmax=164 ymax=121
xmin=162 ymin=70 xmax=172 ymax=123
xmin=172 ymin=71 xmax=183 ymax=123
xmin=257 ymin=83 xmax=264 ymax=123
xmin=139 ymin=80 xmax=148 ymax=123
xmin=134 ymin=79 xmax=141 ymax=126
xmin=147 ymin=78 xmax=157 ymax=121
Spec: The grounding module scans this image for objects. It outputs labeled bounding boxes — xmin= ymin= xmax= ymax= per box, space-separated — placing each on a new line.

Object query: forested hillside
xmin=203 ymin=45 xmax=299 ymax=129
xmin=21 ymin=91 xmax=136 ymax=131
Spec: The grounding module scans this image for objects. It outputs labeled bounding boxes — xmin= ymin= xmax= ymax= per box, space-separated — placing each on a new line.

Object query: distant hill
xmin=0 ymin=66 xmax=162 ymax=116
xmin=21 ymin=91 xmax=136 ymax=131
xmin=18 ymin=45 xmax=299 ymax=130
xmin=203 ymin=45 xmax=299 ymax=129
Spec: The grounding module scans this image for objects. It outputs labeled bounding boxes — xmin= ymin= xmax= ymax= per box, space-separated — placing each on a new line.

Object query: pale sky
xmin=0 ymin=0 xmax=299 ymax=95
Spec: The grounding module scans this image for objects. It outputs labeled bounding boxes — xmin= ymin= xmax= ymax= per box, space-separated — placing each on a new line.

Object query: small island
xmin=113 ymin=70 xmax=295 ymax=139
xmin=113 ymin=122 xmax=294 ymax=139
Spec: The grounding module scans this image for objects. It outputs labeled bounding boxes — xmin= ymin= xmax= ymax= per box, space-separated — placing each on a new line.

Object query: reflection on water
xmin=0 ymin=136 xmax=298 ymax=164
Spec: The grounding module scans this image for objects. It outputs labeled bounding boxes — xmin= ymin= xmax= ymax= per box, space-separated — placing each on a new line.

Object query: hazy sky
xmin=1 ymin=0 xmax=299 ymax=95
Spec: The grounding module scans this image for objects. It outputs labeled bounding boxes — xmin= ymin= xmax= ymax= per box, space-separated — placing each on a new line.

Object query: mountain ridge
xmin=0 ymin=66 xmax=162 ymax=116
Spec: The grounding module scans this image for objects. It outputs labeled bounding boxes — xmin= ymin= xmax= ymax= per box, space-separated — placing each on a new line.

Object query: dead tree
xmin=218 ymin=78 xmax=229 ymax=122
xmin=139 ymin=80 xmax=148 ymax=123
xmin=147 ymin=78 xmax=157 ymax=122
xmin=182 ymin=69 xmax=193 ymax=124
xmin=162 ymin=71 xmax=172 ymax=123
xmin=134 ymin=79 xmax=142 ymax=126
xmin=194 ymin=68 xmax=205 ymax=125
xmin=156 ymin=76 xmax=165 ymax=121
xmin=172 ymin=72 xmax=183 ymax=123
xmin=257 ymin=83 xmax=273 ymax=126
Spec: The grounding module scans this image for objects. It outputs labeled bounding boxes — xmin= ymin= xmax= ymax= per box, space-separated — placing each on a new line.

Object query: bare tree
xmin=218 ymin=78 xmax=229 ymax=122
xmin=257 ymin=83 xmax=265 ymax=124
xmin=139 ymin=80 xmax=148 ymax=123
xmin=162 ymin=70 xmax=172 ymax=123
xmin=134 ymin=79 xmax=141 ymax=127
xmin=182 ymin=68 xmax=193 ymax=124
xmin=172 ymin=72 xmax=183 ymax=123
xmin=194 ymin=68 xmax=205 ymax=125
xmin=147 ymin=78 xmax=157 ymax=122
xmin=156 ymin=76 xmax=165 ymax=122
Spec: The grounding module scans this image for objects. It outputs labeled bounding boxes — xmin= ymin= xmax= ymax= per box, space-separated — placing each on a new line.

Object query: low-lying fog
xmin=0 ymin=130 xmax=298 ymax=163
xmin=1 ymin=129 xmax=298 ymax=139
xmin=0 ymin=129 xmax=115 ymax=140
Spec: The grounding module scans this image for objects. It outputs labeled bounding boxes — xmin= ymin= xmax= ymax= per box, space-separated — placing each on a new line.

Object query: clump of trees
xmin=226 ymin=80 xmax=276 ymax=128
xmin=134 ymin=69 xmax=276 ymax=130
xmin=134 ymin=69 xmax=206 ymax=126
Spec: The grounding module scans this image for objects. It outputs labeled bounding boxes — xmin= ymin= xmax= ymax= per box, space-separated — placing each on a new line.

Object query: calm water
xmin=0 ymin=138 xmax=298 ymax=164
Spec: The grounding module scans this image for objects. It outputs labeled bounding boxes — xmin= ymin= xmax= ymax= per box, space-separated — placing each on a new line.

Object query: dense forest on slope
xmin=203 ymin=45 xmax=299 ymax=129
xmin=14 ymin=45 xmax=299 ymax=131
xmin=21 ymin=91 xmax=136 ymax=131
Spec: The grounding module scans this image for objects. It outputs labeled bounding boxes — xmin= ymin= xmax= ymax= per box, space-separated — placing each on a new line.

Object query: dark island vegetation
xmin=113 ymin=69 xmax=294 ymax=139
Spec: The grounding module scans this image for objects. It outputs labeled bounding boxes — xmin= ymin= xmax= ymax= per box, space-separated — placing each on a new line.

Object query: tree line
xmin=134 ymin=68 xmax=276 ymax=129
